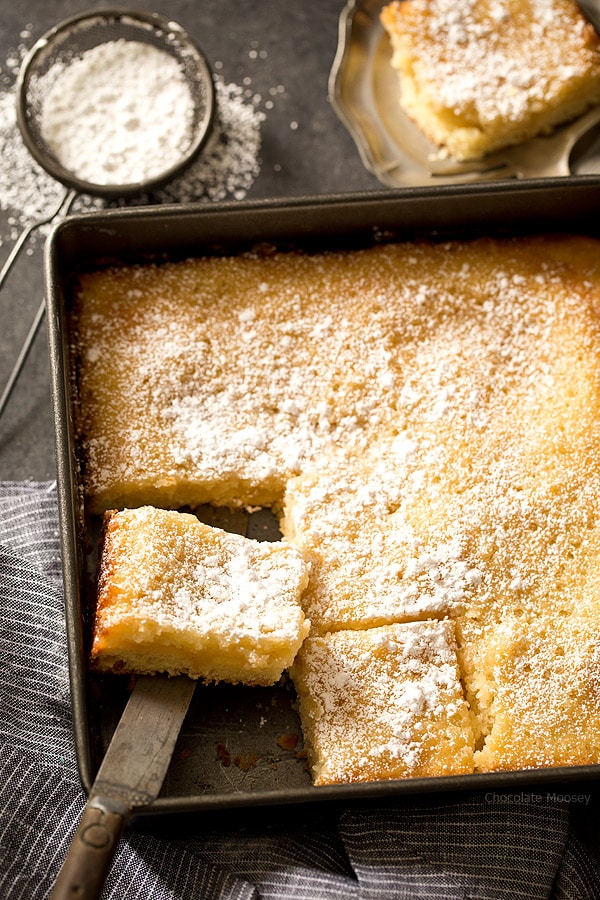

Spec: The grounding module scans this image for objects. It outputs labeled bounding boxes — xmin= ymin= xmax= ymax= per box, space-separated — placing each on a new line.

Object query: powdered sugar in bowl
xmin=15 ymin=7 xmax=215 ymax=198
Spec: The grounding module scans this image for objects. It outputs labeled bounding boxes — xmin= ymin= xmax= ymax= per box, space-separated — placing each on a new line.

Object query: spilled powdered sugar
xmin=0 ymin=88 xmax=73 ymax=244
xmin=0 ymin=34 xmax=271 ymax=249
xmin=156 ymin=80 xmax=265 ymax=203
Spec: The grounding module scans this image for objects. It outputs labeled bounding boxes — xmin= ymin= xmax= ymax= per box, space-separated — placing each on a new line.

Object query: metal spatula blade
xmin=50 ymin=674 xmax=196 ymax=900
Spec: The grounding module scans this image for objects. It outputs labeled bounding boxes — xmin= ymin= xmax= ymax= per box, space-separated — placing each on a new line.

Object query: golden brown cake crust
xmin=73 ymin=235 xmax=600 ymax=514
xmin=472 ymin=615 xmax=600 ymax=771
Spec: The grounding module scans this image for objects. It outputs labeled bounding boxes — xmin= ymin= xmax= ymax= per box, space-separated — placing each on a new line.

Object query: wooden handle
xmin=50 ymin=801 xmax=127 ymax=899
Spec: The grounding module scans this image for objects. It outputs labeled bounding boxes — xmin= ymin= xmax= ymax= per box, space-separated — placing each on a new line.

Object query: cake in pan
xmin=380 ymin=0 xmax=600 ymax=160
xmin=73 ymin=232 xmax=600 ymax=783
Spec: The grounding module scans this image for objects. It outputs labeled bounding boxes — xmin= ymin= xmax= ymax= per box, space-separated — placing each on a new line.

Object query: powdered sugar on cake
xmin=416 ymin=0 xmax=591 ymax=123
xmin=291 ymin=620 xmax=474 ymax=781
xmin=76 ymin=232 xmax=600 ymax=778
xmin=381 ymin=0 xmax=600 ymax=159
xmin=93 ymin=506 xmax=310 ymax=684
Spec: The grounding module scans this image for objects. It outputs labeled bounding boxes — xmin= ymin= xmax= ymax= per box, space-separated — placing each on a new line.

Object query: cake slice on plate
xmin=380 ymin=0 xmax=600 ymax=160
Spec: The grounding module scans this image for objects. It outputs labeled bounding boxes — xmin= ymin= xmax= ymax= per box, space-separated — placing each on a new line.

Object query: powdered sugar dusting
xmin=155 ymin=79 xmax=265 ymax=203
xmin=0 ymin=88 xmax=81 ymax=247
xmin=75 ymin=231 xmax=600 ymax=777
xmin=95 ymin=505 xmax=310 ymax=683
xmin=393 ymin=0 xmax=600 ymax=121
xmin=382 ymin=0 xmax=600 ymax=159
xmin=292 ymin=620 xmax=473 ymax=782
xmin=102 ymin=507 xmax=307 ymax=639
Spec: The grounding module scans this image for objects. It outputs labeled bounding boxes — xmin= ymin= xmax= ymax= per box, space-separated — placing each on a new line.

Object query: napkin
xmin=1 ymin=480 xmax=600 ymax=900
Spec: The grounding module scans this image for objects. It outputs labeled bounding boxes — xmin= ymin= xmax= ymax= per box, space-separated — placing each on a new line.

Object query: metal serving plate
xmin=46 ymin=180 xmax=600 ymax=818
xmin=329 ymin=0 xmax=600 ymax=187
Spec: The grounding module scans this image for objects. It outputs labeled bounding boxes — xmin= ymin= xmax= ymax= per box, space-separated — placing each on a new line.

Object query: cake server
xmin=50 ymin=674 xmax=196 ymax=900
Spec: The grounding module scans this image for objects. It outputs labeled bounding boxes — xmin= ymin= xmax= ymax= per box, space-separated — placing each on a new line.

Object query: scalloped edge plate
xmin=329 ymin=0 xmax=600 ymax=187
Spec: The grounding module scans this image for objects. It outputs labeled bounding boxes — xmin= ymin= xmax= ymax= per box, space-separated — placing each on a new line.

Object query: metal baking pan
xmin=45 ymin=178 xmax=600 ymax=817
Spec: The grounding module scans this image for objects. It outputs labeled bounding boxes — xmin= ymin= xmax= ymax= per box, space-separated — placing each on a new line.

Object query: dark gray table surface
xmin=0 ymin=0 xmax=381 ymax=481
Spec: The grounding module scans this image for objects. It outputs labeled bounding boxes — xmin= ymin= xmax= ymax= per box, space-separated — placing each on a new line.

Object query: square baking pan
xmin=45 ymin=177 xmax=600 ymax=816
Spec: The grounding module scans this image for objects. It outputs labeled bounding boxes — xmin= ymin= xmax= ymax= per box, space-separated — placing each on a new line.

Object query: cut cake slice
xmin=290 ymin=619 xmax=475 ymax=784
xmin=472 ymin=615 xmax=600 ymax=771
xmin=380 ymin=0 xmax=600 ymax=160
xmin=91 ymin=506 xmax=310 ymax=685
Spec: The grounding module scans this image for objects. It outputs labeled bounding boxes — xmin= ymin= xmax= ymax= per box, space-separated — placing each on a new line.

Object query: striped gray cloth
xmin=1 ymin=480 xmax=600 ymax=899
